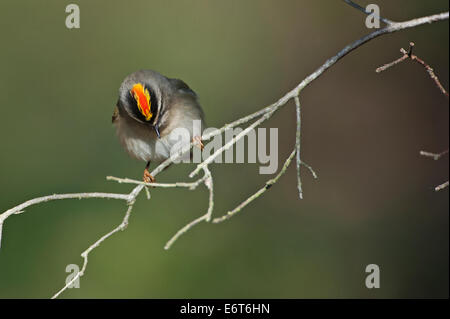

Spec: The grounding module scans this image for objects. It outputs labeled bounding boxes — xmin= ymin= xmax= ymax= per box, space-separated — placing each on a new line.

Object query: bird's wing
xmin=169 ymin=78 xmax=197 ymax=98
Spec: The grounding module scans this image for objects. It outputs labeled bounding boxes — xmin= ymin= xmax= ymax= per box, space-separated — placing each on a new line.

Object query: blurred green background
xmin=0 ymin=0 xmax=448 ymax=298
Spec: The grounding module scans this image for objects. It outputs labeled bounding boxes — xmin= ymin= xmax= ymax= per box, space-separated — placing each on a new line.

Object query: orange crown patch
xmin=130 ymin=83 xmax=152 ymax=121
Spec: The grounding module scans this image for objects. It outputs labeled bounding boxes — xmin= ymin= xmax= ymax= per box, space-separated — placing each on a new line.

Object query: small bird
xmin=112 ymin=69 xmax=205 ymax=183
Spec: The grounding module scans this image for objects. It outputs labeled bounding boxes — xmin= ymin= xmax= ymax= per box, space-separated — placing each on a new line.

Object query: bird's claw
xmin=143 ymin=168 xmax=155 ymax=183
xmin=193 ymin=136 xmax=204 ymax=151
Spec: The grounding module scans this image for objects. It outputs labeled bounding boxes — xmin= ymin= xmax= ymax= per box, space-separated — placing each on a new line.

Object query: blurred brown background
xmin=0 ymin=0 xmax=448 ymax=298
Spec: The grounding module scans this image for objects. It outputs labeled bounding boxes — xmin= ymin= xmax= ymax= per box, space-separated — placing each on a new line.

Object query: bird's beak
xmin=154 ymin=124 xmax=161 ymax=139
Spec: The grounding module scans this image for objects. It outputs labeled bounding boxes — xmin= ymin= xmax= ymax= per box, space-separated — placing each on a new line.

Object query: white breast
xmin=114 ymin=101 xmax=204 ymax=163
xmin=114 ymin=114 xmax=173 ymax=162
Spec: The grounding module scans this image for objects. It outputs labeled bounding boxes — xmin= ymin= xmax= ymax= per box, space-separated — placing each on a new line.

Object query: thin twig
xmin=375 ymin=53 xmax=409 ymax=72
xmin=211 ymin=157 xmax=317 ymax=224
xmin=420 ymin=150 xmax=449 ymax=191
xmin=144 ymin=186 xmax=151 ymax=200
xmin=164 ymin=166 xmax=214 ymax=250
xmin=213 ymin=149 xmax=297 ymax=223
xmin=301 ymin=161 xmax=318 ymax=179
xmin=107 ymin=175 xmax=206 ymax=190
xmin=52 ymin=203 xmax=135 ymax=299
xmin=435 ymin=181 xmax=449 ymax=191
xmin=376 ymin=42 xmax=449 ymax=97
xmin=0 ymin=192 xmax=131 ymax=248
xmin=294 ymin=96 xmax=303 ymax=199
xmin=411 ymin=53 xmax=449 ymax=97
xmin=420 ymin=149 xmax=449 ymax=160
xmin=376 ymin=42 xmax=449 ymax=191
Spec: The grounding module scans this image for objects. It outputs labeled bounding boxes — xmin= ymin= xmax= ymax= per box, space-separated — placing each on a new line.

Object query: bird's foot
xmin=143 ymin=168 xmax=155 ymax=183
xmin=193 ymin=135 xmax=204 ymax=151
